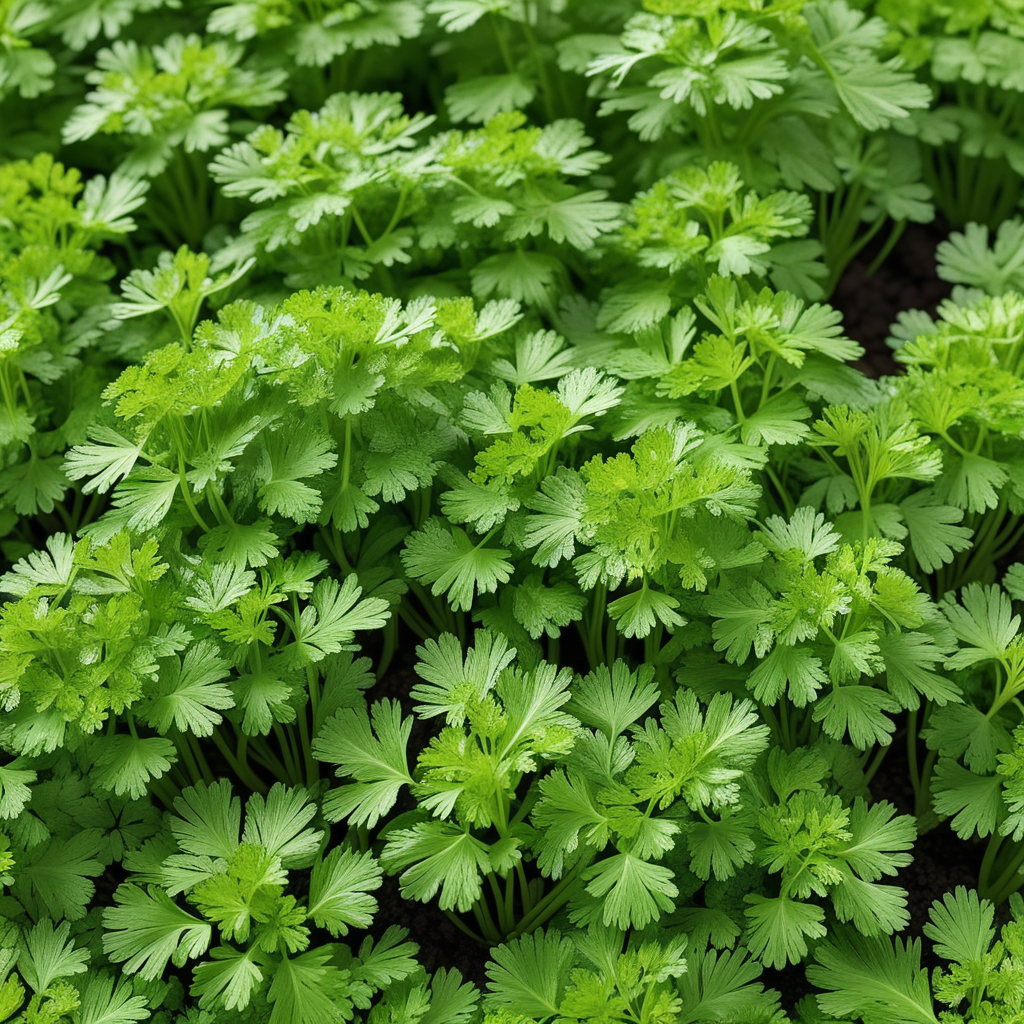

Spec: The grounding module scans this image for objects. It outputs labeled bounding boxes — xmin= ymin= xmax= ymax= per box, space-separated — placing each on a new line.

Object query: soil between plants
xmin=831 ymin=221 xmax=953 ymax=379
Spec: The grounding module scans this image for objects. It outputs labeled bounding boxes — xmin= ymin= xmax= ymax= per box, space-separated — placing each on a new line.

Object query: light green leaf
xmin=380 ymin=821 xmax=492 ymax=912
xmin=812 ymin=685 xmax=900 ymax=748
xmin=579 ymin=852 xmax=678 ymax=929
xmin=18 ymin=920 xmax=89 ymax=994
xmin=608 ymin=585 xmax=685 ymax=639
xmin=308 ymin=848 xmax=382 ymax=937
xmin=103 ymin=884 xmax=212 ymax=980
xmin=446 ymin=74 xmax=536 ymax=123
xmin=315 ymin=701 xmax=414 ymax=827
xmin=146 ymin=641 xmax=233 ymax=737
xmin=402 ymin=519 xmax=514 ymax=612
xmin=242 ymin=783 xmax=321 ymax=866
xmin=808 ymin=931 xmax=938 ymax=1024
xmin=484 ymin=930 xmax=574 ymax=1018
xmin=191 ymin=947 xmax=264 ymax=1013
xmin=94 ymin=734 xmax=178 ymax=799
xmin=744 ymin=894 xmax=826 ymax=969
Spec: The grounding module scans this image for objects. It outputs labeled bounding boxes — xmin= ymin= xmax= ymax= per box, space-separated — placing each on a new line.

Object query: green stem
xmin=177 ymin=452 xmax=211 ymax=533
xmin=915 ymin=749 xmax=938 ymax=823
xmin=273 ymin=723 xmax=301 ymax=784
xmin=986 ymin=843 xmax=1024 ymax=905
xmin=521 ymin=19 xmax=556 ymax=120
xmin=863 ymin=743 xmax=889 ymax=785
xmin=865 ymin=220 xmax=907 ymax=277
xmin=174 ymin=730 xmax=206 ymax=786
xmin=472 ymin=892 xmax=502 ymax=945
xmin=583 ymin=583 xmax=608 ymax=669
xmin=444 ymin=909 xmax=487 ymax=945
xmin=515 ymin=860 xmax=535 ymax=914
xmin=907 ymin=707 xmax=921 ymax=797
xmin=211 ymin=729 xmax=269 ymax=794
xmin=508 ymin=854 xmax=592 ymax=938
xmin=605 ymin=613 xmax=619 ymax=669
xmin=764 ymin=465 xmax=795 ymax=517
xmin=780 ymin=700 xmax=793 ymax=752
xmin=398 ymin=601 xmax=435 ymax=641
xmin=490 ymin=14 xmax=517 ymax=75
xmin=188 ymin=734 xmax=215 ymax=785
xmin=486 ymin=871 xmax=506 ymax=929
xmin=297 ymin=706 xmax=318 ymax=788
xmin=247 ymin=736 xmax=290 ymax=780
xmin=980 ymin=832 xmax=1005 ymax=896
xmin=759 ymin=703 xmax=782 ymax=744
xmin=729 ymin=379 xmax=746 ymax=423
xmin=148 ymin=772 xmax=180 ymax=810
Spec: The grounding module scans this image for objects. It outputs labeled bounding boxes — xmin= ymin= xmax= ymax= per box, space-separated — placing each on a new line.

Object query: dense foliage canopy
xmin=4 ymin=1 xmax=1024 ymax=1022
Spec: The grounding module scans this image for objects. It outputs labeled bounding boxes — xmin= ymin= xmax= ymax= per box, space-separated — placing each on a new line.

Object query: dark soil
xmin=831 ymin=221 xmax=954 ymax=380
xmin=370 ymin=873 xmax=491 ymax=988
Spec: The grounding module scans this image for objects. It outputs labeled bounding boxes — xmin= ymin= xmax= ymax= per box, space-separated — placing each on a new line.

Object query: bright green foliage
xmin=522 ymin=420 xmax=760 ymax=640
xmin=0 ymin=154 xmax=146 ymax=522
xmin=708 ymin=506 xmax=958 ymax=749
xmin=535 ymin=662 xmax=769 ymax=931
xmin=211 ymin=102 xmax=620 ymax=304
xmin=744 ymin=748 xmax=915 ymax=967
xmin=578 ymin=0 xmax=932 ymax=285
xmin=589 ymin=273 xmax=866 ymax=520
xmin=0 ymin=533 xmax=179 ymax=759
xmin=482 ymin=925 xmax=788 ymax=1024
xmin=409 ymin=365 xmax=622 ymax=620
xmin=810 ymin=886 xmax=1024 ymax=1023
xmin=465 ymin=370 xmax=622 ymax=490
xmin=402 ymin=519 xmax=515 ymax=612
xmin=872 ymin=0 xmax=1024 ymax=227
xmin=936 ymin=219 xmax=1024 ymax=296
xmin=65 ymin=287 xmax=511 ymax=554
xmin=895 ymin=293 xmax=1024 ymax=525
xmin=428 ymin=0 xmax=594 ymax=127
xmin=586 ymin=0 xmax=928 ymax=141
xmin=318 ymin=631 xmax=580 ymax=935
xmin=319 ymin=639 xmax=772 ymax=940
xmin=430 ymin=113 xmax=621 ymax=307
xmin=0 ymin=527 xmax=390 ymax=804
xmin=0 ymin=2 xmax=59 ymax=105
xmin=600 ymin=163 xmax=824 ymax=321
xmin=882 ymin=288 xmax=1024 ymax=593
xmin=111 ymin=246 xmax=254 ymax=349
xmin=100 ymin=778 xmax=453 ymax=1023
xmin=209 ymin=91 xmax=438 ymax=286
xmin=62 ymin=35 xmax=288 ymax=176
xmin=0 ymin=920 xmax=111 ymax=1024
xmin=657 ymin=276 xmax=860 ymax=404
xmin=5 ymin=2 xmax=1024 ymax=1022
xmin=925 ymin=567 xmax=1024 ymax=903
xmin=0 ymin=0 xmax=172 ymax=106
xmin=207 ymin=0 xmax=423 ymax=67
xmin=2 ymin=759 xmax=161 ymax=934
xmin=801 ymin=396 xmax=974 ymax=575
